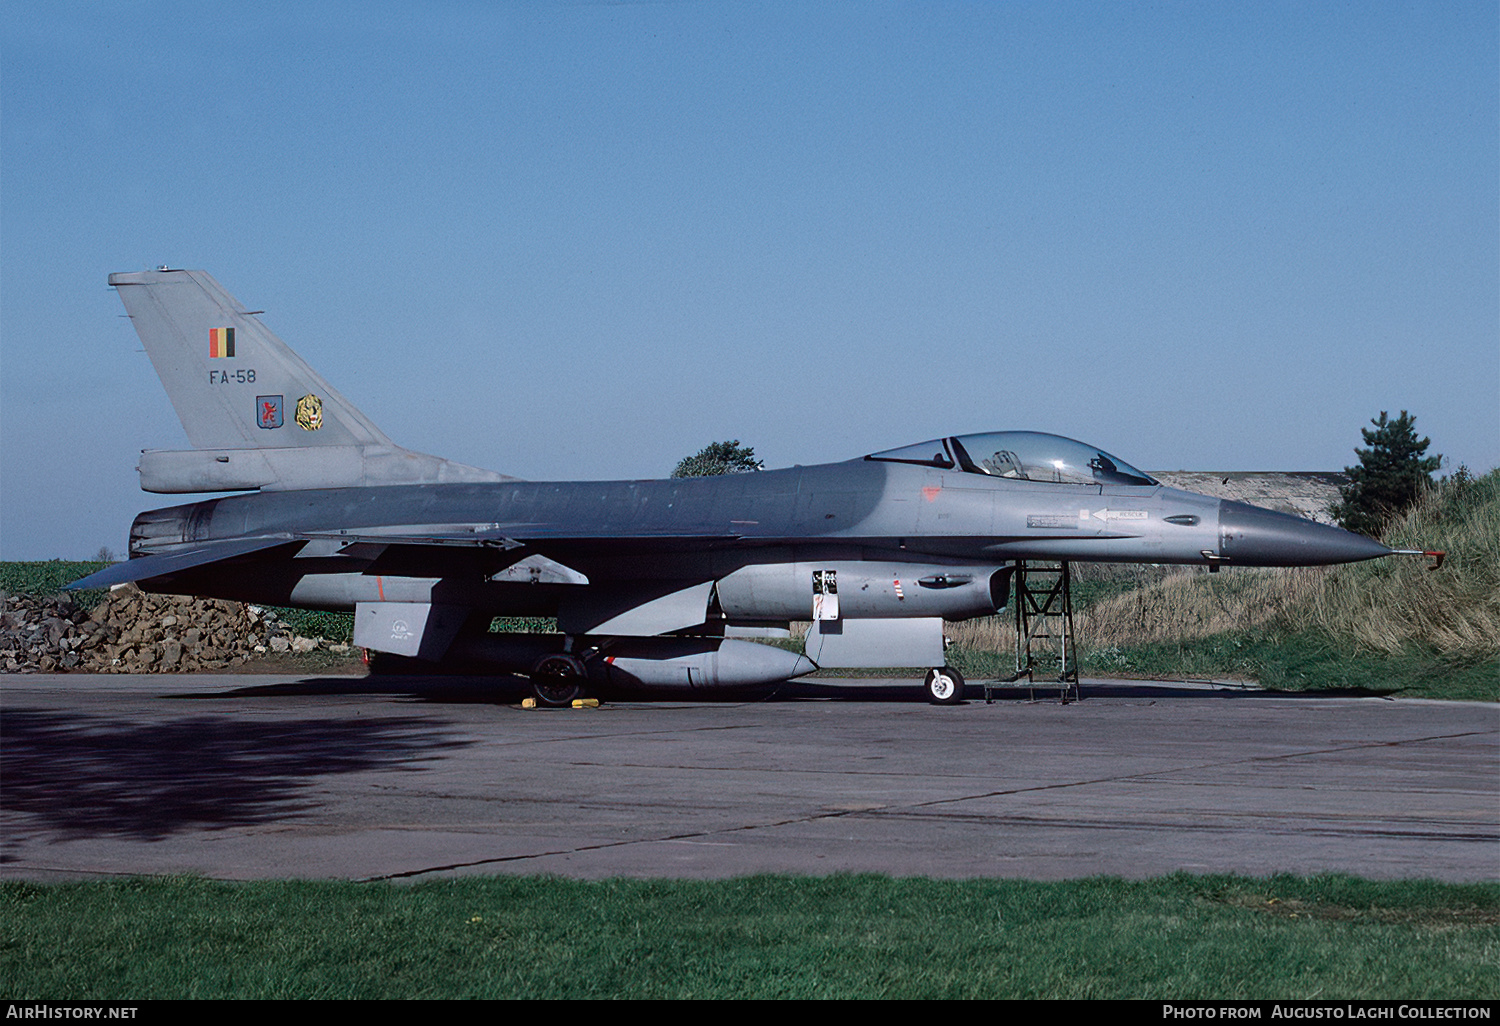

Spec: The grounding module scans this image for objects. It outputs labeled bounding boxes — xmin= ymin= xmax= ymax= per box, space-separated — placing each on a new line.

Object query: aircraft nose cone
xmin=1217 ymin=500 xmax=1391 ymax=566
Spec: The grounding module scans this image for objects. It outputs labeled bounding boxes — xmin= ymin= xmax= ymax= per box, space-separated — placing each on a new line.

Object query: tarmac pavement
xmin=2 ymin=672 xmax=1495 ymax=882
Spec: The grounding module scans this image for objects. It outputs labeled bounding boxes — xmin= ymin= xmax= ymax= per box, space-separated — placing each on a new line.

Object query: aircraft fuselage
xmin=125 ymin=456 xmax=1382 ymax=620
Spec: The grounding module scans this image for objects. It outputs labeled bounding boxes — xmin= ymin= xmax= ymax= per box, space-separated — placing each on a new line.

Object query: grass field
xmin=0 ymin=560 xmax=108 ymax=604
xmin=2 ymin=874 xmax=1495 ymax=1000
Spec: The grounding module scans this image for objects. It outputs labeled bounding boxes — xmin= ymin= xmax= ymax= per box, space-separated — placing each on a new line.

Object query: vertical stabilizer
xmin=111 ymin=269 xmax=390 ymax=449
xmin=111 ymin=269 xmax=511 ymax=492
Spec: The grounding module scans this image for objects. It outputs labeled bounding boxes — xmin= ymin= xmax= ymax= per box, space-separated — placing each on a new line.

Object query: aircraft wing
xmin=304 ymin=522 xmax=748 ymax=556
xmin=67 ymin=536 xmax=303 ymax=589
xmin=67 ymin=526 xmax=751 ymax=593
xmin=302 ymin=526 xmax=745 ymax=549
xmin=306 ymin=526 xmax=750 ymax=580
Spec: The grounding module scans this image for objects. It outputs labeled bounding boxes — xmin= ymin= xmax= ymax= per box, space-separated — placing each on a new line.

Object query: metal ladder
xmin=984 ymin=560 xmax=1080 ymax=703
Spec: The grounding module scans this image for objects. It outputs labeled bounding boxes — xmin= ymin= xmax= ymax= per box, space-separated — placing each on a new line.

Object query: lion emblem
xmin=295 ymin=393 xmax=323 ymax=431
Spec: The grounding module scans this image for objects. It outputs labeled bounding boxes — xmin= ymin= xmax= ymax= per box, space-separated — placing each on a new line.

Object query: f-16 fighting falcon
xmin=72 ymin=269 xmax=1421 ymax=705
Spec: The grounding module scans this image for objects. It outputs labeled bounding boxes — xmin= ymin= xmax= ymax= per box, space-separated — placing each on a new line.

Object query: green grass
xmin=0 ymin=561 xmax=108 ymax=607
xmin=265 ymin=606 xmax=356 ymax=643
xmin=1075 ymin=631 xmax=1500 ymax=701
xmin=947 ymin=625 xmax=1498 ymax=701
xmin=2 ymin=874 xmax=1494 ymax=999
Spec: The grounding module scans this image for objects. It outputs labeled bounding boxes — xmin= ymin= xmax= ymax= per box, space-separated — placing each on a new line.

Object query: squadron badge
xmin=257 ymin=395 xmax=283 ymax=429
xmin=295 ymin=393 xmax=323 ymax=431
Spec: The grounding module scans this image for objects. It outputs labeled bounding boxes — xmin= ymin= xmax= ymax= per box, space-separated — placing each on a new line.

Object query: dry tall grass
xmin=1310 ymin=469 xmax=1500 ymax=656
xmin=943 ymin=566 xmax=1334 ymax=662
xmin=1059 ymin=469 xmax=1500 ymax=658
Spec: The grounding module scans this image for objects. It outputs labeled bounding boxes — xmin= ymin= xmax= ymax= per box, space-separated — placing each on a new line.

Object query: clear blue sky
xmin=3 ymin=1 xmax=1496 ymax=559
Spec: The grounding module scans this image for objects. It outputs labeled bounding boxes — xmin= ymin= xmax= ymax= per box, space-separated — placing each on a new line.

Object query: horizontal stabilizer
xmin=67 ymin=536 xmax=300 ymax=590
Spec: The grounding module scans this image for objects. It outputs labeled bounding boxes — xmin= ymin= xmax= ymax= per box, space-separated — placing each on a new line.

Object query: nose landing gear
xmin=924 ymin=665 xmax=966 ymax=705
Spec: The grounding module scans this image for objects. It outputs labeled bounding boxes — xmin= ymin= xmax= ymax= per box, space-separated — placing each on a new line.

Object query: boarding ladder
xmin=984 ymin=560 xmax=1080 ymax=704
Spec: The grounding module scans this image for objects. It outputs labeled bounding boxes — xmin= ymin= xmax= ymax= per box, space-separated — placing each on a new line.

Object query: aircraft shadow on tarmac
xmin=0 ymin=707 xmax=471 ymax=845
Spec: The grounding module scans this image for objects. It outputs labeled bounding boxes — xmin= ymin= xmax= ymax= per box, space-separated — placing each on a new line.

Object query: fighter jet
xmin=73 ymin=269 xmax=1408 ymax=704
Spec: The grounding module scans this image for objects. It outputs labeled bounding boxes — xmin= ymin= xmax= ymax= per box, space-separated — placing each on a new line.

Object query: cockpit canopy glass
xmin=867 ymin=431 xmax=1156 ymax=487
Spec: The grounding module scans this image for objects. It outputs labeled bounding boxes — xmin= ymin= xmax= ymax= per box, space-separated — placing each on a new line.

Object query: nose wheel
xmin=924 ymin=666 xmax=965 ymax=705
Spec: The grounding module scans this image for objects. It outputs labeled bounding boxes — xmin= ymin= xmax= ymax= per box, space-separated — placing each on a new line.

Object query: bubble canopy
xmin=866 ymin=431 xmax=1157 ymax=487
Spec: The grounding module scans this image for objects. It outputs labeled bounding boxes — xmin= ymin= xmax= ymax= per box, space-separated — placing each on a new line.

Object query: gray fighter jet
xmin=73 ymin=269 xmax=1407 ymax=704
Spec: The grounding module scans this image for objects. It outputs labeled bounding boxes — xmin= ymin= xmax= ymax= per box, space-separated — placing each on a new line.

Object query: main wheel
xmin=924 ymin=666 xmax=965 ymax=705
xmin=531 ymin=654 xmax=585 ymax=707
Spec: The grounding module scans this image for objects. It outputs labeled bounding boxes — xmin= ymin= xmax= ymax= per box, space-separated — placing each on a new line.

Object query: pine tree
xmin=1330 ymin=411 xmax=1441 ymax=538
xmin=671 ymin=440 xmax=764 ymax=478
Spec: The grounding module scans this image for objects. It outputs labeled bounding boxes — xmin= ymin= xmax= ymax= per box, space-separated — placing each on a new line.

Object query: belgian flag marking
xmin=208 ymin=326 xmax=236 ymax=358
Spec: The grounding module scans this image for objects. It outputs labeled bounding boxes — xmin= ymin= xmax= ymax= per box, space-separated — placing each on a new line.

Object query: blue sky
xmin=2 ymin=1 xmax=1496 ymax=559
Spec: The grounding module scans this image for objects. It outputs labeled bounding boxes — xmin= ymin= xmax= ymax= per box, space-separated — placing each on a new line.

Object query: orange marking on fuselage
xmin=921 ymin=486 xmax=941 ymax=502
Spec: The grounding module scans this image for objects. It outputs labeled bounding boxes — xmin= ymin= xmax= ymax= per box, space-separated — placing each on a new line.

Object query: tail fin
xmin=111 ymin=269 xmax=510 ymax=492
xmin=112 ymin=268 xmax=394 ymax=449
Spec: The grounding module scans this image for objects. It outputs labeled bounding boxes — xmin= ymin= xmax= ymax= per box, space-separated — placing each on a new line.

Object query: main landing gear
xmin=530 ymin=653 xmax=586 ymax=707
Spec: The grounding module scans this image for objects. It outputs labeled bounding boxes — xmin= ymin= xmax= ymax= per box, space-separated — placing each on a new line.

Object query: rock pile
xmin=0 ymin=585 xmax=350 ymax=673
